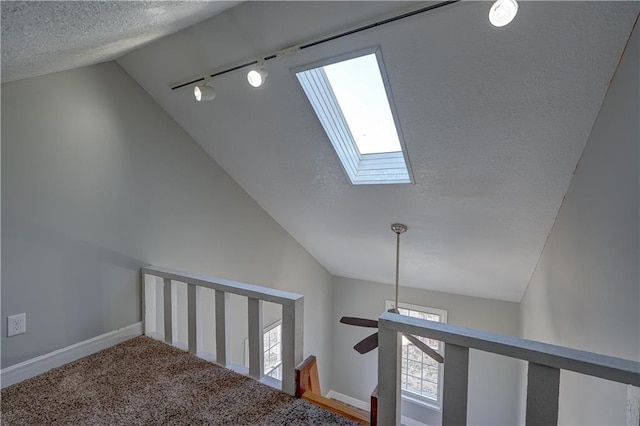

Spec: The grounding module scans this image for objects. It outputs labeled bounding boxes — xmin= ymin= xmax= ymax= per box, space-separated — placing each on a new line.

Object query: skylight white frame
xmin=294 ymin=46 xmax=414 ymax=185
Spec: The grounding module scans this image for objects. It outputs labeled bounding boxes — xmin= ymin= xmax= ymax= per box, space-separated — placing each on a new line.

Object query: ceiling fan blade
xmin=403 ymin=333 xmax=444 ymax=364
xmin=340 ymin=317 xmax=379 ymax=328
xmin=354 ymin=332 xmax=379 ymax=354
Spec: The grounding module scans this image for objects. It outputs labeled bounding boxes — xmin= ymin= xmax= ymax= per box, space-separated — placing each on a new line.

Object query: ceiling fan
xmin=339 ymin=224 xmax=444 ymax=364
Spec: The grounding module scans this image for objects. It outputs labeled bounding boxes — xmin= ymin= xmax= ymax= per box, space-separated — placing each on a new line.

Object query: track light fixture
xmin=247 ymin=62 xmax=268 ymax=88
xmin=489 ymin=0 xmax=518 ymax=27
xmin=176 ymin=1 xmax=461 ymax=94
xmin=178 ymin=0 xmax=520 ymax=102
xmin=194 ymin=80 xmax=216 ymax=102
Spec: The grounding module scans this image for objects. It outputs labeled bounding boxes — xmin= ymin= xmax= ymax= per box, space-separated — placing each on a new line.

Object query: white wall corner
xmin=1 ymin=322 xmax=143 ymax=389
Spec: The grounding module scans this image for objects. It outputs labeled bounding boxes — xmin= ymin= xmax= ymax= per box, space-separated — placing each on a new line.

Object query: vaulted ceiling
xmin=3 ymin=1 xmax=639 ymax=301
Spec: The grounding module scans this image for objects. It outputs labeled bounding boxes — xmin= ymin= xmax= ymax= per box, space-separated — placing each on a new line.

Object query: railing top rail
xmin=379 ymin=312 xmax=640 ymax=387
xmin=142 ymin=265 xmax=304 ymax=306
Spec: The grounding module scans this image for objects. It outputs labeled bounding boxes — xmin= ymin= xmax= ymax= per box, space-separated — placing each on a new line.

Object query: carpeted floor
xmin=1 ymin=336 xmax=360 ymax=425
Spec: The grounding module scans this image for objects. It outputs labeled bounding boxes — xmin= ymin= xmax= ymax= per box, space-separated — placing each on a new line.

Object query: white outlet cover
xmin=7 ymin=313 xmax=26 ymax=337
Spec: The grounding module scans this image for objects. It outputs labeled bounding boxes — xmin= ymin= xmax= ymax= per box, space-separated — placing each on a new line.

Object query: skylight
xmin=296 ymin=48 xmax=413 ymax=185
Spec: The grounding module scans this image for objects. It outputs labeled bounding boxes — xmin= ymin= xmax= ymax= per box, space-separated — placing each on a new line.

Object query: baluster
xmin=155 ymin=277 xmax=163 ymax=338
xmin=141 ymin=271 xmax=147 ymax=334
xmin=378 ymin=321 xmax=401 ymax=425
xmin=248 ymin=298 xmax=264 ymax=379
xmin=526 ymin=362 xmax=560 ymax=426
xmin=187 ymin=284 xmax=197 ymax=353
xmin=282 ymin=298 xmax=303 ymax=395
xmin=215 ymin=290 xmax=228 ymax=366
xmin=141 ymin=272 xmax=154 ymax=336
xmin=627 ymin=385 xmax=640 ymax=426
xmin=163 ymin=278 xmax=172 ymax=344
xmin=442 ymin=344 xmax=469 ymax=426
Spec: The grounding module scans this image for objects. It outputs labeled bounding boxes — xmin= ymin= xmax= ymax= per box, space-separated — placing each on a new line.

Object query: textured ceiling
xmin=117 ymin=1 xmax=638 ymax=302
xmin=4 ymin=1 xmax=638 ymax=302
xmin=1 ymin=1 xmax=239 ymax=83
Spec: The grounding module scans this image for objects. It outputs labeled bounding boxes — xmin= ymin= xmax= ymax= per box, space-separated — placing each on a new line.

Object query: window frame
xmin=385 ymin=300 xmax=448 ymax=410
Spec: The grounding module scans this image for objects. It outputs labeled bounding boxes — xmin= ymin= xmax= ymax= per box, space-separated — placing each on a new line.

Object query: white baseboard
xmin=326 ymin=390 xmax=428 ymax=426
xmin=1 ymin=322 xmax=143 ymax=388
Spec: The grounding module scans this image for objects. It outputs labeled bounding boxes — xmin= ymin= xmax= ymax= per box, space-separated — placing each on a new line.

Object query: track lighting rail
xmin=170 ymin=0 xmax=459 ymax=91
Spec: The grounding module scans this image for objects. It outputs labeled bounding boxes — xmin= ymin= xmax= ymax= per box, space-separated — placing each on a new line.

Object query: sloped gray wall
xmin=520 ymin=24 xmax=639 ymax=426
xmin=1 ymin=62 xmax=334 ymax=390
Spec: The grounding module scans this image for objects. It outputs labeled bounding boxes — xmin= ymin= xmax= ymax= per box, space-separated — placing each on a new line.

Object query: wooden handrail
xmin=295 ymin=355 xmax=370 ymax=425
xmin=295 ymin=355 xmax=321 ymax=397
xmin=370 ymin=385 xmax=378 ymax=426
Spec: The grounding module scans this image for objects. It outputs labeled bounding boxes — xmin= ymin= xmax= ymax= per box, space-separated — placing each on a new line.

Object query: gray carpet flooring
xmin=1 ymin=336 xmax=360 ymax=425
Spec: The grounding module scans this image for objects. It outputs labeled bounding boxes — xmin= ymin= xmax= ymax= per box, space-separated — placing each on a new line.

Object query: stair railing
xmin=377 ymin=311 xmax=640 ymax=426
xmin=141 ymin=265 xmax=303 ymax=395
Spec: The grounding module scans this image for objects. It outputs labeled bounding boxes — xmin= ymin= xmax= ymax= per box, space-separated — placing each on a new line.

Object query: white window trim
xmin=294 ymin=46 xmax=414 ymax=185
xmin=385 ymin=300 xmax=447 ymax=411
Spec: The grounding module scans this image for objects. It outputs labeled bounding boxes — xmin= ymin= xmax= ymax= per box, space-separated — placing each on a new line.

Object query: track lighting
xmin=247 ymin=63 xmax=268 ymax=88
xmin=180 ymin=1 xmax=519 ymax=103
xmin=194 ymin=81 xmax=216 ymax=101
xmin=489 ymin=0 xmax=518 ymax=27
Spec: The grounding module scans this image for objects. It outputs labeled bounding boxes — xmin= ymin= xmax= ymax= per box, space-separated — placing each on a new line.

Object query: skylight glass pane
xmin=295 ymin=48 xmax=413 ymax=185
xmin=322 ymin=54 xmax=401 ymax=155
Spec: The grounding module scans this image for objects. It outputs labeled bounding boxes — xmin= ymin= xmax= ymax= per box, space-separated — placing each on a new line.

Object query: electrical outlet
xmin=7 ymin=313 xmax=26 ymax=337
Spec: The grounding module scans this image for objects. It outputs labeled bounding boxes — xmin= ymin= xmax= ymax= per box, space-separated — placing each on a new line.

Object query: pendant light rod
xmin=170 ymin=0 xmax=460 ymax=91
xmin=391 ymin=223 xmax=408 ymax=310
xmin=395 ymin=231 xmax=400 ymax=309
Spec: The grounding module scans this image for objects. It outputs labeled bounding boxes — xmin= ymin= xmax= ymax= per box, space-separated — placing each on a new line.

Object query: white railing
xmin=141 ymin=266 xmax=303 ymax=395
xmin=377 ymin=311 xmax=640 ymax=426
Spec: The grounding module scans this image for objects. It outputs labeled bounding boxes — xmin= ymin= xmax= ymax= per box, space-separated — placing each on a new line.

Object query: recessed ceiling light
xmin=247 ymin=65 xmax=268 ymax=88
xmin=194 ymin=82 xmax=216 ymax=101
xmin=489 ymin=0 xmax=518 ymax=27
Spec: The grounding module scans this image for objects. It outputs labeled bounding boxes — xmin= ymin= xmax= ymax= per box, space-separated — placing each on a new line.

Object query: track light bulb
xmin=194 ymin=82 xmax=216 ymax=102
xmin=489 ymin=0 xmax=518 ymax=27
xmin=247 ymin=67 xmax=267 ymax=88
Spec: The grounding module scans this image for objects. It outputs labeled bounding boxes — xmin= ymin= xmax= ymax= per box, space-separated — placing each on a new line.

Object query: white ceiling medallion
xmin=489 ymin=0 xmax=518 ymax=27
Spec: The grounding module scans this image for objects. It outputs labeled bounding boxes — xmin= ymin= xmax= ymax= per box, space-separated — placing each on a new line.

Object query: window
xmin=385 ymin=301 xmax=447 ymax=409
xmin=243 ymin=321 xmax=282 ymax=380
xmin=263 ymin=322 xmax=282 ymax=380
xmin=295 ymin=47 xmax=413 ymax=185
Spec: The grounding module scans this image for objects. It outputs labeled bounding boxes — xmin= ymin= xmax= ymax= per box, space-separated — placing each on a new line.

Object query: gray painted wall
xmin=331 ymin=276 xmax=521 ymax=425
xmin=520 ymin=24 xmax=639 ymax=426
xmin=1 ymin=62 xmax=334 ymax=390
